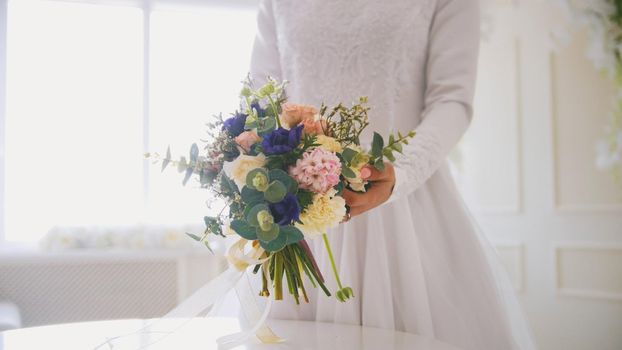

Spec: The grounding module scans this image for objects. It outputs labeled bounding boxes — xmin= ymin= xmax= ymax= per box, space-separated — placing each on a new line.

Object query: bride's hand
xmin=342 ymin=163 xmax=396 ymax=218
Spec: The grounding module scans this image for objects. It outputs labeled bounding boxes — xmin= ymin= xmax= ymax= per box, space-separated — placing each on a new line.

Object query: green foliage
xmin=371 ymin=132 xmax=384 ymax=158
xmin=256 ymin=224 xmax=280 ymax=242
xmin=257 ymin=116 xmax=277 ymax=135
xmin=246 ymin=203 xmax=269 ymax=227
xmin=245 ymin=168 xmax=269 ymax=190
xmin=204 ymin=216 xmax=223 ymax=237
xmin=230 ymin=220 xmax=257 ymax=240
xmin=323 ymin=97 xmax=370 ymax=146
xmin=341 ymin=148 xmax=358 ymax=163
xmin=282 ymin=225 xmax=304 ymax=245
xmin=341 ymin=166 xmax=356 ymax=179
xmin=368 ymin=130 xmax=416 ymax=171
xmin=260 ymin=233 xmax=287 ymax=252
xmin=296 ymin=189 xmax=314 ymax=212
xmin=241 ymin=186 xmax=264 ymax=205
xmin=269 ymin=169 xmax=298 ymax=193
xmin=264 ymin=180 xmax=287 ymax=203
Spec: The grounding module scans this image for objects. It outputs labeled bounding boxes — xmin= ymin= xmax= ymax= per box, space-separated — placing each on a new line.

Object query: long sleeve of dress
xmin=388 ymin=0 xmax=480 ymax=202
xmin=249 ymin=0 xmax=282 ymax=83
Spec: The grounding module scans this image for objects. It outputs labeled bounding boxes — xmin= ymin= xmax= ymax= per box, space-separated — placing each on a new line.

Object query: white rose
xmin=222 ymin=154 xmax=267 ymax=189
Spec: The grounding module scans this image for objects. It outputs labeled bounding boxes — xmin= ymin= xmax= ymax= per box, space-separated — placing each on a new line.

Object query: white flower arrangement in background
xmin=557 ymin=0 xmax=622 ymax=184
xmin=41 ymin=224 xmax=207 ymax=252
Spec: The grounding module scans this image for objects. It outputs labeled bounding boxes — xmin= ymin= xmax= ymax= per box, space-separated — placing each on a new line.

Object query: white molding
xmin=493 ymin=241 xmax=525 ymax=293
xmin=553 ymin=242 xmax=622 ymax=303
xmin=553 ymin=203 xmax=622 ymax=214
xmin=0 ymin=0 xmax=7 ymax=243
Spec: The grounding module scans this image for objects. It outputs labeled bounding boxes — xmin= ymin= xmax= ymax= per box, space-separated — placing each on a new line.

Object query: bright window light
xmin=3 ymin=0 xmax=257 ymax=244
xmin=146 ymin=7 xmax=256 ymax=224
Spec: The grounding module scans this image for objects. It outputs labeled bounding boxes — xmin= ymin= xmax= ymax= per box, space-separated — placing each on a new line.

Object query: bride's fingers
xmin=342 ymin=189 xmax=368 ymax=207
xmin=362 ymin=163 xmax=394 ymax=182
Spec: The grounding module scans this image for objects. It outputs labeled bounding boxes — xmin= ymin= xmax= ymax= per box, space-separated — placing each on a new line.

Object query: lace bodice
xmin=250 ymin=0 xmax=480 ymax=200
xmin=272 ymin=0 xmax=435 ymax=131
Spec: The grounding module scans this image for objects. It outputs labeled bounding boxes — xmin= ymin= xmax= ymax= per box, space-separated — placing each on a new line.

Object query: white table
xmin=0 ymin=317 xmax=462 ymax=350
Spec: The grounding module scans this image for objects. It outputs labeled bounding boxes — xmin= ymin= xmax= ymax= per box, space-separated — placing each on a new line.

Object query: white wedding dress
xmin=249 ymin=0 xmax=537 ymax=349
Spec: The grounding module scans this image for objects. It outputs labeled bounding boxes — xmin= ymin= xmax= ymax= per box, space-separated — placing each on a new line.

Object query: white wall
xmin=454 ymin=1 xmax=622 ymax=349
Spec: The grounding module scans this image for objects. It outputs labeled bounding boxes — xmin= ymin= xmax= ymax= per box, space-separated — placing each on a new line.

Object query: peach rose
xmin=280 ymin=103 xmax=318 ymax=129
xmin=302 ymin=117 xmax=328 ymax=135
xmin=234 ymin=131 xmax=261 ymax=152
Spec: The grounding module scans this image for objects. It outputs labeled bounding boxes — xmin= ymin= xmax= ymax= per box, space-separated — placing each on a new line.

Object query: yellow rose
xmin=316 ymin=135 xmax=343 ymax=153
xmin=222 ymin=154 xmax=267 ymax=189
xmin=296 ymin=189 xmax=347 ymax=238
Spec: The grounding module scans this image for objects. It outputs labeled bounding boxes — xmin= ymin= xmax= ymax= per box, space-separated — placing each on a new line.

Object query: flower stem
xmin=322 ymin=233 xmax=344 ymax=290
xmin=267 ymin=95 xmax=282 ymax=128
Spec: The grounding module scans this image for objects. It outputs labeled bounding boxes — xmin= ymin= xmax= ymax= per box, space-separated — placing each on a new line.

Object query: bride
xmin=249 ymin=0 xmax=536 ymax=349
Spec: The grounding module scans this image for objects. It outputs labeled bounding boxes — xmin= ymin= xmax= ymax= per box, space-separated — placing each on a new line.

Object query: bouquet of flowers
xmin=148 ymin=78 xmax=415 ymax=304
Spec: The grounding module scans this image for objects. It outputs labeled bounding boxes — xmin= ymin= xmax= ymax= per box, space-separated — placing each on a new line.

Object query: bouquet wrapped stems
xmin=263 ymin=241 xmax=332 ymax=304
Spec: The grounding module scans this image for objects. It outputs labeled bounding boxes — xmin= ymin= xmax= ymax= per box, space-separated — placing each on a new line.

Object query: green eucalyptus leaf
xmin=230 ymin=219 xmax=258 ymax=240
xmin=268 ymin=169 xmax=298 ymax=193
xmin=371 ymin=132 xmax=384 ymax=158
xmin=161 ymin=146 xmax=171 ymax=172
xmin=383 ymin=148 xmax=396 ymax=162
xmin=341 ymin=167 xmax=356 ymax=179
xmin=392 ymin=142 xmax=403 ymax=153
xmin=259 ymin=231 xmax=287 ymax=252
xmin=185 ymin=232 xmax=202 ymax=241
xmin=341 ymin=148 xmax=358 ymax=164
xmin=189 ymin=143 xmax=199 ymax=163
xmin=245 ymin=168 xmax=269 ymax=190
xmin=256 ymin=224 xmax=280 ymax=242
xmin=182 ymin=167 xmax=194 ymax=186
xmin=282 ymin=225 xmax=304 ymax=245
xmin=241 ymin=186 xmax=264 ymax=204
xmin=246 ymin=203 xmax=270 ymax=227
xmin=220 ymin=173 xmax=240 ymax=194
xmin=264 ymin=180 xmax=287 ymax=203
xmin=389 ymin=134 xmax=395 ymax=145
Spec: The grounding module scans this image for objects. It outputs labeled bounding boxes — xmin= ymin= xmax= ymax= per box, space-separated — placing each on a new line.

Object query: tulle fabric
xmin=267 ymin=164 xmax=536 ymax=350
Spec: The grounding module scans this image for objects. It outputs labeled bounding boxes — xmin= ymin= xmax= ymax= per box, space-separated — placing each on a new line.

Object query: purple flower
xmin=222 ymin=112 xmax=247 ymax=137
xmin=251 ymin=101 xmax=266 ymax=119
xmin=262 ymin=125 xmax=304 ymax=155
xmin=269 ymin=193 xmax=301 ymax=225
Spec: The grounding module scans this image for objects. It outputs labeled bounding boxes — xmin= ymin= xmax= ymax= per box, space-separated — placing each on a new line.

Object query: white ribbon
xmin=93 ymin=239 xmax=282 ymax=350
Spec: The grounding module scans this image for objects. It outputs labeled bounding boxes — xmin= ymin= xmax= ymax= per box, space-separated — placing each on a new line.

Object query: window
xmin=1 ymin=0 xmax=258 ymax=244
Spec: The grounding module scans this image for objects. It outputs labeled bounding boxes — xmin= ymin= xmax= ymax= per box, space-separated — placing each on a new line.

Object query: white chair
xmin=0 ymin=301 xmax=22 ymax=331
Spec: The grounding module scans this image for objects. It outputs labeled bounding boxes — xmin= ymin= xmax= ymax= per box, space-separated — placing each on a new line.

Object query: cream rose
xmin=296 ymin=189 xmax=347 ymax=238
xmin=222 ymin=154 xmax=267 ymax=189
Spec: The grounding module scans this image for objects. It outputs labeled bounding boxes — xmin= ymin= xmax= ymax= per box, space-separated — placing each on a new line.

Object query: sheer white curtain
xmin=2 ymin=0 xmax=257 ymax=245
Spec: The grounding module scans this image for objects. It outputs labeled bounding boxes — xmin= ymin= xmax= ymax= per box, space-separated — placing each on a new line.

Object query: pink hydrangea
xmin=289 ymin=148 xmax=342 ymax=194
